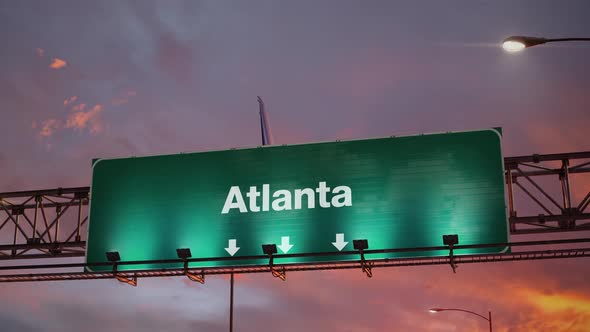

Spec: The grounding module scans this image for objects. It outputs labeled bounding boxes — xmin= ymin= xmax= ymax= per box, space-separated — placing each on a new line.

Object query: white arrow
xmin=332 ymin=233 xmax=348 ymax=251
xmin=225 ymin=239 xmax=240 ymax=256
xmin=277 ymin=236 xmax=293 ymax=253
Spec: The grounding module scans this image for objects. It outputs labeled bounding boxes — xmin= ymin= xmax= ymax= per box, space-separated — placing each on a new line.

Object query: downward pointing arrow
xmin=332 ymin=233 xmax=348 ymax=251
xmin=225 ymin=239 xmax=240 ymax=256
xmin=277 ymin=236 xmax=293 ymax=253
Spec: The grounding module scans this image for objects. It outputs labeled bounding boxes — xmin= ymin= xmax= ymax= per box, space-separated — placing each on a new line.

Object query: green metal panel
xmin=86 ymin=129 xmax=508 ymax=271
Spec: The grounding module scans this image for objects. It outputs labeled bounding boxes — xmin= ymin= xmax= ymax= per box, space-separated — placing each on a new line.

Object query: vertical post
xmin=76 ymin=198 xmax=82 ymax=242
xmin=488 ymin=311 xmax=492 ymax=332
xmin=229 ymin=272 xmax=234 ymax=332
xmin=505 ymin=166 xmax=516 ymax=232
xmin=560 ymin=159 xmax=574 ymax=229
xmin=32 ymin=196 xmax=40 ymax=242
xmin=54 ymin=205 xmax=61 ymax=243
xmin=12 ymin=214 xmax=19 ymax=256
xmin=562 ymin=160 xmax=571 ymax=209
xmin=559 ymin=159 xmax=571 ymax=209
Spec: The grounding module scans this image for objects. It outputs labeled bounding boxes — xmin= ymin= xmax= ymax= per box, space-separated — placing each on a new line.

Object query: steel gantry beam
xmin=0 ymin=151 xmax=589 ymax=282
xmin=0 ymin=187 xmax=88 ymax=260
xmin=505 ymin=151 xmax=590 ymax=234
xmin=0 ymin=238 xmax=589 ymax=283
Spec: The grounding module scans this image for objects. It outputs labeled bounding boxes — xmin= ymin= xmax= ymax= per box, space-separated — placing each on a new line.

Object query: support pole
xmin=489 ymin=311 xmax=493 ymax=332
xmin=230 ymin=272 xmax=234 ymax=332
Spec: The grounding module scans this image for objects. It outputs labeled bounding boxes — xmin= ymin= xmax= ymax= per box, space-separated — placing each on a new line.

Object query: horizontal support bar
xmin=509 ymin=167 xmax=590 ymax=178
xmin=1 ymin=200 xmax=89 ymax=211
xmin=511 ymin=227 xmax=590 ymax=235
xmin=0 ymin=187 xmax=90 ymax=199
xmin=0 ymin=238 xmax=588 ymax=272
xmin=1 ymin=247 xmax=589 ymax=283
xmin=0 ymin=241 xmax=86 ymax=251
xmin=0 ymin=252 xmax=86 ymax=260
xmin=505 ymin=151 xmax=590 ymax=165
xmin=511 ymin=214 xmax=590 ymax=223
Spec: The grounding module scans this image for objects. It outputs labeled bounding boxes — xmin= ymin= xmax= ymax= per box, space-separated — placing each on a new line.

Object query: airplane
xmin=258 ymin=96 xmax=274 ymax=146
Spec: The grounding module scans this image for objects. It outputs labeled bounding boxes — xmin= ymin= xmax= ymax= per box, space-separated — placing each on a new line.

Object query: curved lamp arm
xmin=546 ymin=38 xmax=590 ymax=43
xmin=502 ymin=35 xmax=590 ymax=52
xmin=429 ymin=308 xmax=489 ymax=321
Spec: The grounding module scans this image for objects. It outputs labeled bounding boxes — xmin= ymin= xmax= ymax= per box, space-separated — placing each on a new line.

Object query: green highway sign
xmin=86 ymin=129 xmax=508 ymax=271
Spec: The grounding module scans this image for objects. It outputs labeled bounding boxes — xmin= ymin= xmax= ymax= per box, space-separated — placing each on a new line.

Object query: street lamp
xmin=502 ymin=35 xmax=590 ymax=52
xmin=429 ymin=308 xmax=493 ymax=332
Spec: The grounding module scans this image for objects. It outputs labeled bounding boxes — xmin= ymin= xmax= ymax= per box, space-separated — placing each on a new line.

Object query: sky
xmin=0 ymin=0 xmax=589 ymax=331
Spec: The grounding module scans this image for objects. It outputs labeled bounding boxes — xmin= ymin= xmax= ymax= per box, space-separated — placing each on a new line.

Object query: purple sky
xmin=1 ymin=1 xmax=589 ymax=331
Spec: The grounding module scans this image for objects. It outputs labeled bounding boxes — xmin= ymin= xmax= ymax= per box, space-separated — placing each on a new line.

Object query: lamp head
xmin=502 ymin=36 xmax=547 ymax=52
xmin=176 ymin=248 xmax=192 ymax=259
xmin=442 ymin=234 xmax=459 ymax=246
xmin=105 ymin=251 xmax=121 ymax=262
xmin=353 ymin=239 xmax=369 ymax=250
xmin=262 ymin=244 xmax=278 ymax=255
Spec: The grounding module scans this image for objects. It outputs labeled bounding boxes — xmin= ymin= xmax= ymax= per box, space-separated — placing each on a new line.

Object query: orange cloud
xmin=35 ymin=48 xmax=45 ymax=57
xmin=240 ymin=260 xmax=590 ymax=332
xmin=38 ymin=119 xmax=61 ymax=138
xmin=63 ymin=96 xmax=78 ymax=106
xmin=524 ymin=289 xmax=590 ymax=313
xmin=50 ymin=58 xmax=67 ymax=69
xmin=71 ymin=103 xmax=87 ymax=112
xmin=502 ymin=291 xmax=590 ymax=332
xmin=66 ymin=104 xmax=104 ymax=134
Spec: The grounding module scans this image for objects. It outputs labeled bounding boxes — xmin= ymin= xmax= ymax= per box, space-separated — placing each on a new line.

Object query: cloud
xmin=524 ymin=289 xmax=590 ymax=314
xmin=49 ymin=58 xmax=67 ymax=69
xmin=34 ymin=99 xmax=107 ymax=141
xmin=504 ymin=289 xmax=590 ymax=332
xmin=66 ymin=104 xmax=105 ymax=134
xmin=35 ymin=48 xmax=44 ymax=57
xmin=111 ymin=98 xmax=129 ymax=106
xmin=525 ymin=120 xmax=590 ymax=202
xmin=111 ymin=89 xmax=138 ymax=106
xmin=71 ymin=103 xmax=87 ymax=112
xmin=38 ymin=119 xmax=61 ymax=138
xmin=157 ymin=33 xmax=194 ymax=83
xmin=0 ymin=313 xmax=41 ymax=332
xmin=63 ymin=95 xmax=78 ymax=106
xmin=229 ymin=261 xmax=590 ymax=332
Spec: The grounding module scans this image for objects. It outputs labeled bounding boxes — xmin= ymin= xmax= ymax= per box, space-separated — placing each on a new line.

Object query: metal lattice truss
xmin=0 ymin=151 xmax=589 ymax=283
xmin=505 ymin=151 xmax=590 ymax=234
xmin=0 ymin=187 xmax=88 ymax=260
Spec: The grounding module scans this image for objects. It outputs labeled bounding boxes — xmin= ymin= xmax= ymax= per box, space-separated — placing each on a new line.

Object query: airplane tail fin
xmin=258 ymin=96 xmax=274 ymax=146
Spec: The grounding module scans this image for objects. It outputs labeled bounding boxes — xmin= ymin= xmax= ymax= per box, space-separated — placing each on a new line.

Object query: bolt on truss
xmin=0 ymin=151 xmax=589 ymax=282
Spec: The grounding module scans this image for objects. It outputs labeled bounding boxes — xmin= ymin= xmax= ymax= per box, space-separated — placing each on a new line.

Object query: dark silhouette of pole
xmin=229 ymin=273 xmax=234 ymax=332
